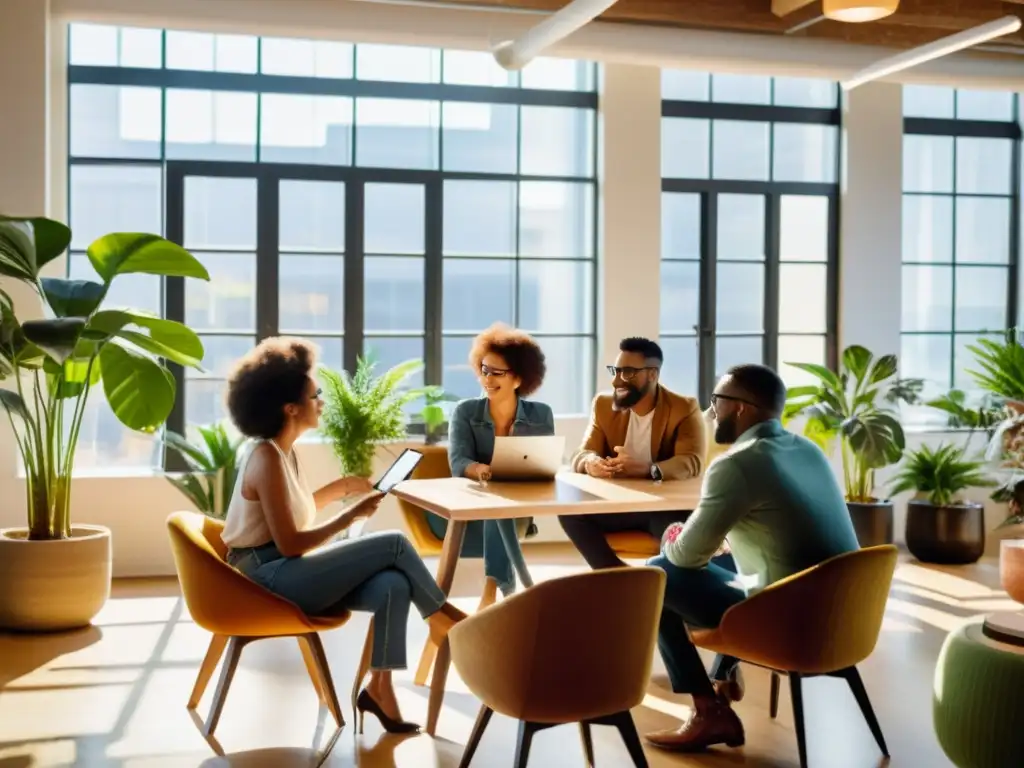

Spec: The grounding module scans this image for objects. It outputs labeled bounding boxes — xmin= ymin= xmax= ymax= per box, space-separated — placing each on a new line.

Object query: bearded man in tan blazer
xmin=560 ymin=337 xmax=707 ymax=569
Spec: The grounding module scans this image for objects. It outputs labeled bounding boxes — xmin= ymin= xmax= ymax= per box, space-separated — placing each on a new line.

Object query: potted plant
xmin=0 ymin=215 xmax=209 ymax=631
xmin=890 ymin=443 xmax=995 ymax=564
xmin=163 ymin=421 xmax=245 ymax=520
xmin=318 ymin=354 xmax=426 ymax=479
xmin=416 ymin=385 xmax=460 ymax=446
xmin=784 ymin=345 xmax=922 ymax=547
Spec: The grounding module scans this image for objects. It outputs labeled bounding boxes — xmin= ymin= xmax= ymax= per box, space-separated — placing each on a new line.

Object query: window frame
xmin=66 ymin=27 xmax=599 ymax=472
xmin=660 ymin=76 xmax=841 ymax=405
xmin=900 ymin=97 xmax=1021 ymax=421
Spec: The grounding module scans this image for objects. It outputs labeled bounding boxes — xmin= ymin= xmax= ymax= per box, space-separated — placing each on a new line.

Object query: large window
xmin=659 ymin=71 xmax=840 ymax=404
xmin=901 ymin=85 xmax=1020 ymax=425
xmin=67 ymin=24 xmax=598 ymax=470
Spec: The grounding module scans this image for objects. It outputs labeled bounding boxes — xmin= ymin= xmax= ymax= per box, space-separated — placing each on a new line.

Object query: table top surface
xmin=391 ymin=471 xmax=703 ymax=521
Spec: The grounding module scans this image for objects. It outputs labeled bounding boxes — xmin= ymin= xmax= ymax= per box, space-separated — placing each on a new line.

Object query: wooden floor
xmin=0 ymin=544 xmax=1015 ymax=768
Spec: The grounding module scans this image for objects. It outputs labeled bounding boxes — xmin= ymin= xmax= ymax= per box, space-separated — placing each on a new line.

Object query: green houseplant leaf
xmin=319 ymin=355 xmax=425 ymax=478
xmin=784 ymin=344 xmax=919 ymax=502
xmin=163 ymin=421 xmax=245 ymax=518
xmin=87 ymin=233 xmax=210 ymax=283
xmin=0 ymin=213 xmax=210 ymax=539
xmin=890 ymin=443 xmax=995 ymax=507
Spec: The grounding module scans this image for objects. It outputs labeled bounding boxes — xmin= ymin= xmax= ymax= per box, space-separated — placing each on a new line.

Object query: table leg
xmin=425 ymin=519 xmax=467 ymax=736
xmin=496 ymin=518 xmax=534 ymax=589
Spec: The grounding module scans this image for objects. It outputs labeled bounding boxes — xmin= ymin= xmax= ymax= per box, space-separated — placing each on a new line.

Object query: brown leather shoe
xmin=713 ymin=665 xmax=745 ymax=703
xmin=644 ymin=703 xmax=745 ymax=752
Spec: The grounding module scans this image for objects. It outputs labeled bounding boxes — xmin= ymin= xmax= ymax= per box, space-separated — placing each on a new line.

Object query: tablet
xmin=374 ymin=448 xmax=424 ymax=494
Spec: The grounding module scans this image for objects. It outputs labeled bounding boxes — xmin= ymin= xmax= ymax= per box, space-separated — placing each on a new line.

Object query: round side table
xmin=933 ymin=621 xmax=1024 ymax=768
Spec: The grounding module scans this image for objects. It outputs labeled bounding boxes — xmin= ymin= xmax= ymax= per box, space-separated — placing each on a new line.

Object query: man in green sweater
xmin=644 ymin=363 xmax=859 ymax=753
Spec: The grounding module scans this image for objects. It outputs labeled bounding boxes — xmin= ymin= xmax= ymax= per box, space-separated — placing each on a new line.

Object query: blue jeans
xmin=646 ymin=552 xmax=747 ymax=698
xmin=425 ymin=515 xmax=526 ymax=596
xmin=228 ymin=531 xmax=447 ymax=671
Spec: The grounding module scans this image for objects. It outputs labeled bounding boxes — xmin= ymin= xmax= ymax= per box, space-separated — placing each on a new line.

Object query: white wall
xmin=0 ymin=0 xmax=1017 ymax=576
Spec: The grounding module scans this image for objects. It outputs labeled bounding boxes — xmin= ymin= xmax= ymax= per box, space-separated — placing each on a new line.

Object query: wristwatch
xmin=650 ymin=463 xmax=663 ymax=482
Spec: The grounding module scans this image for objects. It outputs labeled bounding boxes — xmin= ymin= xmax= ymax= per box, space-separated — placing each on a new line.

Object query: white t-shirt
xmin=623 ymin=409 xmax=654 ymax=466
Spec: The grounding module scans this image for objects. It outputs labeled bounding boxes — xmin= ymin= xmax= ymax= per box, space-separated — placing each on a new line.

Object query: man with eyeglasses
xmin=643 ymin=363 xmax=859 ymax=753
xmin=559 ymin=337 xmax=707 ymax=570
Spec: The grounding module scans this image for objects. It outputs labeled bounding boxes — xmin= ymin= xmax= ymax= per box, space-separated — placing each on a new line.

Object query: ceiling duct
xmin=841 ymin=15 xmax=1023 ymax=89
xmin=491 ymin=0 xmax=619 ymax=70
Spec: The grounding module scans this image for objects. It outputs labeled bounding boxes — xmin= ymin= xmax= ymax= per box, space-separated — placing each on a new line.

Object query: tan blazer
xmin=570 ymin=385 xmax=706 ymax=481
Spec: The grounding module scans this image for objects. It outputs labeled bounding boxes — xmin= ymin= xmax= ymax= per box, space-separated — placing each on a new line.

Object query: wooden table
xmin=391 ymin=470 xmax=703 ymax=735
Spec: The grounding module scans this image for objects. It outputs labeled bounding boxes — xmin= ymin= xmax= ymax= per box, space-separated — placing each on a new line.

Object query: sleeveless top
xmin=221 ymin=439 xmax=317 ymax=549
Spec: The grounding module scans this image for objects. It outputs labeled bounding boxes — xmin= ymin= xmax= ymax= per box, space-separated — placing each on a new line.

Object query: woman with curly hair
xmin=220 ymin=337 xmax=465 ymax=734
xmin=434 ymin=323 xmax=554 ymax=601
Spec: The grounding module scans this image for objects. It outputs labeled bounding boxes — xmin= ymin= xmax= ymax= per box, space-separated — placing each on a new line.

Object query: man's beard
xmin=714 ymin=414 xmax=739 ymax=444
xmin=612 ymin=382 xmax=648 ymax=411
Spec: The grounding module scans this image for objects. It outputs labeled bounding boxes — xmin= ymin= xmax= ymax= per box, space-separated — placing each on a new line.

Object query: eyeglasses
xmin=606 ymin=365 xmax=657 ymax=381
xmin=710 ymin=393 xmax=758 ymax=409
xmin=480 ymin=365 xmax=510 ymax=378
xmin=312 ymin=388 xmax=323 ymax=400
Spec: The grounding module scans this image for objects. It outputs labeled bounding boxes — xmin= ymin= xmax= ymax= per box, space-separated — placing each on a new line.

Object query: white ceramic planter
xmin=0 ymin=524 xmax=112 ymax=631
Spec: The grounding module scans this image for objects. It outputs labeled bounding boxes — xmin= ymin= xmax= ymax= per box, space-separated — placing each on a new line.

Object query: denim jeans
xmin=646 ymin=552 xmax=747 ymax=698
xmin=424 ymin=517 xmax=526 ymax=595
xmin=228 ymin=530 xmax=447 ymax=670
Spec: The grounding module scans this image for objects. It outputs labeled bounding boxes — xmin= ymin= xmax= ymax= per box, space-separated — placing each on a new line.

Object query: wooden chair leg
xmin=351 ymin=620 xmax=374 ymax=717
xmin=578 ymin=722 xmax=595 ymax=768
xmin=789 ymin=672 xmax=808 ymax=768
xmin=188 ymin=633 xmax=228 ymax=710
xmin=299 ymin=636 xmax=326 ymax=705
xmin=840 ymin=666 xmax=889 ymax=757
xmin=300 ymin=633 xmax=344 ymax=729
xmin=514 ymin=721 xmax=538 ymax=768
xmin=458 ymin=705 xmax=494 ymax=768
xmin=414 ymin=639 xmax=437 ymax=687
xmin=204 ymin=636 xmax=249 ymax=738
xmin=769 ymin=671 xmax=781 ymax=719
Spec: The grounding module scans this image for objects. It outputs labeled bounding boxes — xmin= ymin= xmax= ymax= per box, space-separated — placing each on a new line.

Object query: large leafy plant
xmin=0 ymin=216 xmax=209 ymax=540
xmin=319 ymin=354 xmax=426 ymax=478
xmin=163 ymin=421 xmax=245 ymax=519
xmin=784 ymin=345 xmax=922 ymax=502
xmin=889 ymin=443 xmax=994 ymax=507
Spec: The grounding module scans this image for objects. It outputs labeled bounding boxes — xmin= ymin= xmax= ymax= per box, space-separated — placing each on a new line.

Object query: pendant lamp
xmin=823 ymin=0 xmax=898 ymax=23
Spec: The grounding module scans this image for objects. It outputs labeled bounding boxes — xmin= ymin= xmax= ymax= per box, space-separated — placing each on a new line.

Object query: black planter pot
xmin=905 ymin=499 xmax=986 ymax=565
xmin=848 ymin=501 xmax=894 ymax=548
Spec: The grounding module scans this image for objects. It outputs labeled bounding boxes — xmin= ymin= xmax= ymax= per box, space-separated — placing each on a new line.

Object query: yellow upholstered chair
xmin=605 ymin=409 xmax=723 ymax=560
xmin=690 ymin=545 xmax=898 ymax=768
xmin=166 ymin=512 xmax=373 ymax=738
xmin=449 ymin=567 xmax=665 ymax=767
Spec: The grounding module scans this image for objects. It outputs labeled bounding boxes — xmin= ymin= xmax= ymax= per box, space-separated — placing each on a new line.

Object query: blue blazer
xmin=447 ymin=396 xmax=556 ymax=478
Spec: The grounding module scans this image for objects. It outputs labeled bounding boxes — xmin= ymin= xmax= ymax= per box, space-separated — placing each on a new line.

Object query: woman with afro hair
xmin=220 ymin=337 xmax=465 ymax=734
xmin=435 ymin=323 xmax=554 ymax=602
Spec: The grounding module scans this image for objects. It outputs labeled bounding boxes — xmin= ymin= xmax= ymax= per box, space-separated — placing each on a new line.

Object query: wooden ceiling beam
xmin=771 ymin=0 xmax=816 ymax=16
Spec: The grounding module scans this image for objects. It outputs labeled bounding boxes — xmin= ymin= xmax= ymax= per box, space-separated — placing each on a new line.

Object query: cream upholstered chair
xmin=449 ymin=567 xmax=665 ymax=767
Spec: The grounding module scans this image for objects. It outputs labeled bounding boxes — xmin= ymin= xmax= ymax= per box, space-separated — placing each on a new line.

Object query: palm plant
xmin=784 ymin=345 xmax=922 ymax=502
xmin=319 ymin=354 xmax=426 ymax=478
xmin=163 ymin=422 xmax=245 ymax=519
xmin=889 ymin=443 xmax=995 ymax=507
xmin=0 ymin=215 xmax=209 ymax=540
xmin=965 ymin=330 xmax=1024 ymax=401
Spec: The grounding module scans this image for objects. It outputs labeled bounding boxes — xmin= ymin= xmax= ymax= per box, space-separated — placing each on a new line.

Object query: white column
xmin=0 ymin=0 xmax=53 ymax=529
xmin=598 ymin=64 xmax=662 ymax=375
xmin=839 ymin=82 xmax=903 ymax=356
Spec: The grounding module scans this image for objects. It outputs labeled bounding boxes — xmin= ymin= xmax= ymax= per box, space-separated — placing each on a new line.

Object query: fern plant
xmin=162 ymin=421 xmax=245 ymax=519
xmin=965 ymin=330 xmax=1024 ymax=401
xmin=889 ymin=443 xmax=994 ymax=507
xmin=319 ymin=355 xmax=425 ymax=477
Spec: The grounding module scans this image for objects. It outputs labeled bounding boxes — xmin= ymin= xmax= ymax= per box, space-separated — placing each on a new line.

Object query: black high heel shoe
xmin=355 ymin=689 xmax=421 ymax=735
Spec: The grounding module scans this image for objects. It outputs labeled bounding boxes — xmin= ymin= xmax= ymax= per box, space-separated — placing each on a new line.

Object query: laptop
xmin=489 ymin=436 xmax=566 ymax=481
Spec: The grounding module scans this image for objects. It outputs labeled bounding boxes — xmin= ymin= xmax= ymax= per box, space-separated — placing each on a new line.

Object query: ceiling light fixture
xmin=841 ymin=15 xmax=1022 ymax=90
xmin=823 ymin=0 xmax=898 ymax=23
xmin=491 ymin=0 xmax=619 ymax=70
